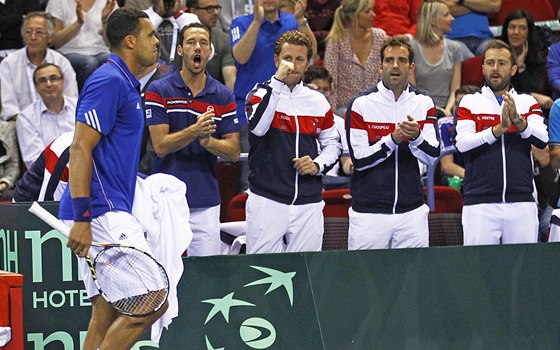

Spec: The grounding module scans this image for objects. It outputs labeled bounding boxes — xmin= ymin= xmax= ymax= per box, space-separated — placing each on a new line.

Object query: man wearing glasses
xmin=16 ymin=63 xmax=76 ymax=168
xmin=188 ymin=0 xmax=236 ymax=91
xmin=0 ymin=11 xmax=78 ymax=121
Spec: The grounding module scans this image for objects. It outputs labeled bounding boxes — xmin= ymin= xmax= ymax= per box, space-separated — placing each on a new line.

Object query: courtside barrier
xmin=2 ymin=202 xmax=560 ymax=349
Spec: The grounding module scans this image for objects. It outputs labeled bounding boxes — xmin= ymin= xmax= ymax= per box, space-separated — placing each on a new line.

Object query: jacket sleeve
xmin=519 ymin=101 xmax=548 ymax=149
xmin=455 ymin=105 xmax=499 ymax=153
xmin=408 ymin=112 xmax=440 ymax=166
xmin=314 ymin=108 xmax=342 ymax=174
xmin=13 ymin=151 xmax=44 ymax=202
xmin=347 ymin=103 xmax=399 ymax=171
xmin=246 ymin=78 xmax=283 ymax=137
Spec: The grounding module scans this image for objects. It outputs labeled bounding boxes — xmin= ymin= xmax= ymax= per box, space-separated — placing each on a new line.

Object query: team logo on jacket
xmin=314 ymin=118 xmax=321 ymax=134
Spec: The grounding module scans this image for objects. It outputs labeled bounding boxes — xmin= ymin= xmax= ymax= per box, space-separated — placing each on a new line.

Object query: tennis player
xmin=58 ymin=8 xmax=165 ymax=350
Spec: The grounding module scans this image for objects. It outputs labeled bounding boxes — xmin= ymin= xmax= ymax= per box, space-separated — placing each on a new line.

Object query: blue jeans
xmin=64 ymin=52 xmax=109 ymax=91
xmin=455 ymin=36 xmax=493 ymax=59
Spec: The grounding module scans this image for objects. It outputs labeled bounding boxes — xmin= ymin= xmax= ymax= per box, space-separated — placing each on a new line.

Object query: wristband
xmin=72 ymin=197 xmax=92 ymax=222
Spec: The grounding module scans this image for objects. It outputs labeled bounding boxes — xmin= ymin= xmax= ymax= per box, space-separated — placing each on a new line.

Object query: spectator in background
xmin=500 ymin=9 xmax=553 ymax=111
xmin=303 ymin=65 xmax=353 ymax=189
xmin=346 ymin=37 xmax=439 ymax=250
xmin=442 ymin=0 xmax=501 ymax=59
xmin=455 ymin=39 xmax=548 ymax=245
xmin=548 ymin=44 xmax=560 ymax=100
xmin=0 ymin=11 xmax=78 ymax=121
xmin=46 ymin=0 xmax=117 ymax=90
xmin=16 ymin=63 xmax=76 ymax=168
xmin=145 ymin=0 xmax=199 ymax=76
xmin=230 ymin=0 xmax=317 ymax=193
xmin=305 ymin=0 xmax=340 ymax=60
xmin=548 ymin=8 xmax=560 ymax=100
xmin=547 ymin=99 xmax=560 ymax=242
xmin=124 ymin=0 xmax=152 ymax=9
xmin=373 ymin=0 xmax=421 ymax=38
xmin=245 ymin=31 xmax=341 ymax=253
xmin=439 ymin=85 xmax=479 ymax=183
xmin=216 ymin=0 xmax=252 ymax=32
xmin=324 ymin=0 xmax=387 ymax=115
xmin=137 ymin=62 xmax=162 ymax=175
xmin=0 ymin=0 xmax=42 ymax=61
xmin=188 ymin=0 xmax=236 ymax=90
xmin=279 ymin=0 xmax=295 ymax=13
xmin=0 ymin=121 xmax=20 ymax=201
xmin=411 ymin=1 xmax=462 ymax=116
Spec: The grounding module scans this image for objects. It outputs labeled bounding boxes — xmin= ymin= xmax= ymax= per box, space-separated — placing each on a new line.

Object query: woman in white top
xmin=410 ymin=1 xmax=462 ymax=116
xmin=46 ymin=0 xmax=117 ymax=90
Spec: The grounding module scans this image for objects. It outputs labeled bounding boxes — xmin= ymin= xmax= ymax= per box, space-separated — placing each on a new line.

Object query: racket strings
xmin=94 ymin=246 xmax=169 ymax=315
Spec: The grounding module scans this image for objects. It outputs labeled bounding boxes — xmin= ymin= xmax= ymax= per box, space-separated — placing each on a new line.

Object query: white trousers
xmin=348 ymin=204 xmax=429 ymax=250
xmin=187 ymin=204 xmax=221 ymax=256
xmin=245 ymin=192 xmax=325 ymax=254
xmin=462 ymin=202 xmax=538 ymax=245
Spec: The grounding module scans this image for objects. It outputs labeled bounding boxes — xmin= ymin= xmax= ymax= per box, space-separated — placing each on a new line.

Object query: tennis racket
xmin=28 ymin=201 xmax=169 ymax=317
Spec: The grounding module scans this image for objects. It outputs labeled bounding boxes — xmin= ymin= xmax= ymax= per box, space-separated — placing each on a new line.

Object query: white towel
xmin=132 ymin=174 xmax=192 ymax=343
xmin=0 ymin=326 xmax=11 ymax=346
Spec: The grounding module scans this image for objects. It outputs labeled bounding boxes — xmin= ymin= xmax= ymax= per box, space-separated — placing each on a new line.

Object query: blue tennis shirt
xmin=59 ymin=54 xmax=144 ymax=220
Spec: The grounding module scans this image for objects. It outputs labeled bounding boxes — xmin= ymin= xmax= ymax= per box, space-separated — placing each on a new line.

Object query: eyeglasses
xmin=24 ymin=29 xmax=47 ymax=37
xmin=36 ymin=75 xmax=63 ymax=86
xmin=195 ymin=5 xmax=222 ymax=13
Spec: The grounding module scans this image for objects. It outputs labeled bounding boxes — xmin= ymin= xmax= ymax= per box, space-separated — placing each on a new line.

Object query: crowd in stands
xmin=3 ymin=0 xmax=560 ymax=253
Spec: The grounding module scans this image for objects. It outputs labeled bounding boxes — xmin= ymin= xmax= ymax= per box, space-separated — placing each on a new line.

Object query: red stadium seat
xmin=322 ymin=189 xmax=352 ymax=218
xmin=216 ymin=162 xmax=238 ymax=221
xmin=224 ymin=192 xmax=248 ymax=222
xmin=461 ymin=56 xmax=484 ymax=88
xmin=424 ymin=186 xmax=464 ymax=214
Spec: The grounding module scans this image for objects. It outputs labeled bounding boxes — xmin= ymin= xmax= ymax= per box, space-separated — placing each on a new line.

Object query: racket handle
xmin=28 ymin=201 xmax=71 ymax=237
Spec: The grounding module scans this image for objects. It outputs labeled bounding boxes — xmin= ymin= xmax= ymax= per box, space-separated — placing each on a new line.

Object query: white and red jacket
xmin=455 ymin=85 xmax=548 ymax=205
xmin=13 ymin=131 xmax=73 ymax=202
xmin=246 ymin=77 xmax=342 ymax=205
xmin=347 ymin=81 xmax=439 ymax=214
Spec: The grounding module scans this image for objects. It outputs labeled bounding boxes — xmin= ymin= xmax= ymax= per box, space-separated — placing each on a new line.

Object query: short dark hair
xmin=33 ymin=63 xmax=64 ymax=84
xmin=303 ymin=65 xmax=332 ymax=85
xmin=186 ymin=0 xmax=199 ymax=10
xmin=482 ymin=39 xmax=517 ymax=66
xmin=455 ymin=85 xmax=479 ymax=96
xmin=179 ymin=22 xmax=212 ymax=44
xmin=274 ymin=30 xmax=313 ymax=60
xmin=380 ymin=36 xmax=414 ymax=63
xmin=106 ymin=8 xmax=148 ymax=49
